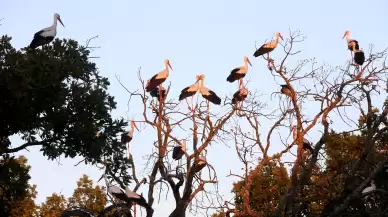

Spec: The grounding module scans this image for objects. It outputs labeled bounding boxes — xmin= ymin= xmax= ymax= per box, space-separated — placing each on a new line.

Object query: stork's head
xmin=244 ymin=56 xmax=252 ymax=66
xmin=276 ymin=32 xmax=283 ymax=40
xmin=54 ymin=13 xmax=65 ymax=27
xmin=131 ymin=121 xmax=139 ymax=132
xmin=199 ymin=74 xmax=205 ymax=80
xmin=164 ymin=59 xmax=173 ymax=71
xmin=342 ymin=30 xmax=350 ymax=39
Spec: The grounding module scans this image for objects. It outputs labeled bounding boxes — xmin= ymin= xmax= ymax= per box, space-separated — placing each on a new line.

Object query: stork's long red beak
xmin=58 ymin=17 xmax=65 ymax=27
xmin=342 ymin=33 xmax=346 ymax=39
xmin=168 ymin=62 xmax=173 ymax=71
xmin=279 ymin=34 xmax=284 ymax=41
xmin=247 ymin=58 xmax=252 ymax=67
xmin=132 ymin=122 xmax=139 ymax=132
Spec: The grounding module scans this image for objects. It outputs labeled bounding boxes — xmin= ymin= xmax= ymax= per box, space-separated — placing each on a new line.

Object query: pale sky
xmin=1 ymin=0 xmax=388 ymax=216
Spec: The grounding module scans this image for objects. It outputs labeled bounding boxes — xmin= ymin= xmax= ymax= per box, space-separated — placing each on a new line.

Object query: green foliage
xmin=0 ymin=35 xmax=132 ymax=185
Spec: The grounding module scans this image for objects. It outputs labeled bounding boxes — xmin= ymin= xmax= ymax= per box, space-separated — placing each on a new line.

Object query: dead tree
xmin=215 ymin=30 xmax=388 ymax=217
xmin=117 ymin=70 xmax=236 ymax=217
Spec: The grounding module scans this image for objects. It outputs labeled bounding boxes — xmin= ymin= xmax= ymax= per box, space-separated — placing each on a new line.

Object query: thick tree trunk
xmin=168 ymin=206 xmax=186 ymax=217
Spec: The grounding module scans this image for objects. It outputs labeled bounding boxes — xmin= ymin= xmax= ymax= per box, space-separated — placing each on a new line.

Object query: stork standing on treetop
xmin=227 ymin=56 xmax=252 ymax=88
xmin=291 ymin=125 xmax=313 ymax=152
xmin=351 ymin=43 xmax=365 ymax=67
xmin=199 ymin=74 xmax=222 ymax=112
xmin=342 ymin=30 xmax=360 ymax=60
xmin=121 ymin=121 xmax=139 ymax=158
xmin=147 ymin=79 xmax=167 ymax=100
xmin=145 ymin=59 xmax=173 ymax=102
xmin=253 ymin=32 xmax=283 ymax=70
xmin=29 ymin=13 xmax=65 ymax=49
xmin=179 ymin=75 xmax=201 ymax=112
xmin=98 ymin=160 xmax=141 ymax=216
xmin=232 ymin=79 xmax=248 ymax=106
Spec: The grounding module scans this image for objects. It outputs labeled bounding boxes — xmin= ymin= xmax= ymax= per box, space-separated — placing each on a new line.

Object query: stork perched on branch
xmin=121 ymin=121 xmax=139 ymax=158
xmin=29 ymin=13 xmax=65 ymax=49
xmin=227 ymin=56 xmax=252 ymax=87
xmin=98 ymin=160 xmax=142 ymax=216
xmin=145 ymin=59 xmax=173 ymax=102
xmin=232 ymin=79 xmax=248 ymax=106
xmin=199 ymin=74 xmax=222 ymax=113
xmin=172 ymin=140 xmax=187 ymax=161
xmin=179 ymin=75 xmax=201 ymax=112
xmin=148 ymin=80 xmax=167 ymax=100
xmin=351 ymin=43 xmax=365 ymax=67
xmin=291 ymin=125 xmax=313 ymax=152
xmin=253 ymin=32 xmax=283 ymax=70
xmin=343 ymin=30 xmax=359 ymax=59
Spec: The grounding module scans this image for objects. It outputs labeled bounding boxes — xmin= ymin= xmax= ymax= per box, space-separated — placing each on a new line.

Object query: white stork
xmin=291 ymin=125 xmax=313 ymax=152
xmin=253 ymin=32 xmax=283 ymax=70
xmin=179 ymin=75 xmax=201 ymax=112
xmin=148 ymin=79 xmax=167 ymax=100
xmin=351 ymin=43 xmax=365 ymax=67
xmin=343 ymin=30 xmax=359 ymax=59
xmin=98 ymin=161 xmax=141 ymax=202
xmin=361 ymin=180 xmax=376 ymax=200
xmin=29 ymin=13 xmax=65 ymax=49
xmin=172 ymin=140 xmax=187 ymax=161
xmin=227 ymin=56 xmax=252 ymax=86
xmin=280 ymin=84 xmax=292 ymax=98
xmin=232 ymin=79 xmax=248 ymax=105
xmin=121 ymin=121 xmax=139 ymax=158
xmin=99 ymin=161 xmax=141 ymax=216
xmin=145 ymin=59 xmax=173 ymax=102
xmin=199 ymin=74 xmax=221 ymax=107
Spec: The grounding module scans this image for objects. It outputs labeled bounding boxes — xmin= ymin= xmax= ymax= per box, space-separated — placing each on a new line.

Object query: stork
xmin=351 ymin=43 xmax=365 ymax=67
xmin=172 ymin=140 xmax=187 ymax=161
xmin=121 ymin=121 xmax=139 ymax=158
xmin=291 ymin=125 xmax=313 ymax=152
xmin=179 ymin=75 xmax=201 ymax=112
xmin=226 ymin=56 xmax=252 ymax=87
xmin=199 ymin=74 xmax=222 ymax=112
xmin=342 ymin=30 xmax=359 ymax=59
xmin=98 ymin=161 xmax=141 ymax=201
xmin=145 ymin=59 xmax=173 ymax=102
xmin=148 ymin=80 xmax=167 ymax=100
xmin=361 ymin=180 xmax=376 ymax=200
xmin=98 ymin=160 xmax=141 ymax=216
xmin=231 ymin=79 xmax=248 ymax=106
xmin=193 ymin=150 xmax=208 ymax=176
xmin=280 ymin=84 xmax=292 ymax=98
xmin=29 ymin=13 xmax=65 ymax=49
xmin=253 ymin=32 xmax=283 ymax=70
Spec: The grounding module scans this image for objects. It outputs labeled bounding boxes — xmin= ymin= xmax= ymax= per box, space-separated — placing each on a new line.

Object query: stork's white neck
xmin=52 ymin=16 xmax=58 ymax=28
xmin=345 ymin=33 xmax=350 ymax=42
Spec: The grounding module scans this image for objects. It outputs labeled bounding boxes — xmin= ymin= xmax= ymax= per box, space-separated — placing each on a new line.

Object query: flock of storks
xmin=28 ymin=13 xmax=368 ymax=212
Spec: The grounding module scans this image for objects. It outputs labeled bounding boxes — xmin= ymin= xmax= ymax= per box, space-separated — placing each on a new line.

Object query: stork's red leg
xmin=267 ymin=53 xmax=271 ymax=70
xmin=158 ymin=84 xmax=163 ymax=103
xmin=191 ymin=96 xmax=195 ymax=113
xmin=185 ymin=98 xmax=191 ymax=111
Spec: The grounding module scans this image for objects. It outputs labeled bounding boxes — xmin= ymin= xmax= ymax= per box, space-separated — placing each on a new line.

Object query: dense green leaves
xmin=0 ymin=35 xmax=133 ymax=194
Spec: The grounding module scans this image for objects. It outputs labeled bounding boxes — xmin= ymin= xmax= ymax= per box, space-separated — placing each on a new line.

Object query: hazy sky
xmin=1 ymin=0 xmax=388 ymax=216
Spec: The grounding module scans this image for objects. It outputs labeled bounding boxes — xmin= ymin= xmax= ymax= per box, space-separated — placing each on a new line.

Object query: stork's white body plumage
xmin=145 ymin=59 xmax=173 ymax=92
xmin=227 ymin=56 xmax=252 ymax=83
xmin=253 ymin=32 xmax=283 ymax=57
xmin=29 ymin=13 xmax=65 ymax=49
xmin=362 ymin=180 xmax=376 ymax=200
xmin=125 ymin=186 xmax=141 ymax=199
xmin=199 ymin=74 xmax=221 ymax=105
xmin=179 ymin=76 xmax=201 ymax=101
